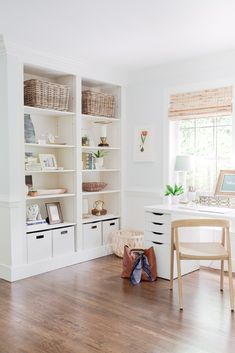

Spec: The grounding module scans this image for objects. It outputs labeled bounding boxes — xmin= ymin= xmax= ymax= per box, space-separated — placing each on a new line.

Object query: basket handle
xmin=130 ymin=248 xmax=145 ymax=254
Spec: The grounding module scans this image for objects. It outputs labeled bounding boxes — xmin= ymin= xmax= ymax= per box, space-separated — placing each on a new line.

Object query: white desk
xmin=144 ymin=204 xmax=235 ymax=280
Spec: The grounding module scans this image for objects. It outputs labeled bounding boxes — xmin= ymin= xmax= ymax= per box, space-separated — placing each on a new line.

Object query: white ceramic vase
xmin=95 ymin=157 xmax=104 ymax=169
xmin=171 ymin=195 xmax=180 ymax=205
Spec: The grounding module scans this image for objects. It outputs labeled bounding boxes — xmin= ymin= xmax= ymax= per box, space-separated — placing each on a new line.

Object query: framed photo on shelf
xmin=215 ymin=170 xmax=235 ymax=196
xmin=46 ymin=202 xmax=63 ymax=224
xmin=39 ymin=154 xmax=57 ymax=170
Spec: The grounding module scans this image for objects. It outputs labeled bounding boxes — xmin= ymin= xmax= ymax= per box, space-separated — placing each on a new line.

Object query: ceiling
xmin=1 ymin=0 xmax=235 ymax=71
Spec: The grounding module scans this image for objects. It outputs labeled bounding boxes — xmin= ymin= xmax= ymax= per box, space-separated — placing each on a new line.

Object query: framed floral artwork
xmin=133 ymin=126 xmax=155 ymax=162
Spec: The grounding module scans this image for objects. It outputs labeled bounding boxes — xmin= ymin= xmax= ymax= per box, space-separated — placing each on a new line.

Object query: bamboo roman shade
xmin=168 ymin=86 xmax=233 ymax=120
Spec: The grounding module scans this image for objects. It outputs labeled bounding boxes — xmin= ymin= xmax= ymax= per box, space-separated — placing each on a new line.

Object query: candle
xmin=101 ymin=124 xmax=107 ymax=137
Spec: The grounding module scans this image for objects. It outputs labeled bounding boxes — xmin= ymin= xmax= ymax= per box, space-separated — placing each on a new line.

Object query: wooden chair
xmin=170 ymin=219 xmax=234 ymax=311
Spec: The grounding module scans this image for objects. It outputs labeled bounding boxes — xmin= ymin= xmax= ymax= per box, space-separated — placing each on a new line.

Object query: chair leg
xmin=220 ymin=260 xmax=224 ymax=292
xmin=228 ymin=258 xmax=234 ymax=312
xmin=176 ymin=252 xmax=183 ymax=310
xmin=170 ymin=241 xmax=174 ymax=290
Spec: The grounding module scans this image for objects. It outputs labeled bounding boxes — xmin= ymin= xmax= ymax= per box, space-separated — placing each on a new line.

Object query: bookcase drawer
xmin=102 ymin=218 xmax=120 ymax=245
xmin=83 ymin=222 xmax=102 ymax=249
xmin=27 ymin=230 xmax=52 ymax=263
xmin=52 ymin=226 xmax=75 ymax=257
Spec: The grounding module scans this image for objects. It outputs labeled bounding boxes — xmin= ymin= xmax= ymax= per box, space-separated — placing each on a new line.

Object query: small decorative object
xmin=39 ymin=154 xmax=57 ymax=170
xmin=25 ymin=175 xmax=33 ymax=188
xmin=47 ymin=133 xmax=56 ymax=144
xmin=46 ymin=202 xmax=63 ymax=224
xmin=133 ymin=125 xmax=155 ymax=162
xmin=197 ymin=195 xmax=230 ymax=208
xmin=92 ymin=200 xmax=107 ymax=216
xmin=82 ymin=136 xmax=90 ymax=146
xmin=24 ymin=114 xmax=35 ymax=143
xmin=82 ymin=182 xmax=107 ymax=192
xmin=215 ymin=170 xmax=235 ymax=196
xmin=188 ymin=186 xmax=197 ymax=202
xmin=26 ymin=204 xmax=42 ymax=221
xmin=28 ymin=187 xmax=38 ymax=197
xmin=92 ymin=150 xmax=108 ymax=169
xmin=36 ymin=188 xmax=67 ymax=196
xmin=38 ymin=133 xmax=47 ymax=145
xmin=25 ymin=185 xmax=29 ymax=197
xmin=165 ymin=184 xmax=184 ymax=205
xmin=94 ymin=121 xmax=112 ymax=147
xmin=112 ymin=230 xmax=144 ymax=258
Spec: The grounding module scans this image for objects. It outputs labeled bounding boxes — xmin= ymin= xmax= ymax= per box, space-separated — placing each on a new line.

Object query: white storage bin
xmin=83 ymin=222 xmax=102 ymax=249
xmin=102 ymin=218 xmax=120 ymax=245
xmin=27 ymin=230 xmax=52 ymax=263
xmin=52 ymin=226 xmax=75 ymax=257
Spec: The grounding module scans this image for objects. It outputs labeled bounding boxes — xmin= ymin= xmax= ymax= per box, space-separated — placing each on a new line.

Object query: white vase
xmin=95 ymin=157 xmax=104 ymax=169
xmin=171 ymin=195 xmax=180 ymax=205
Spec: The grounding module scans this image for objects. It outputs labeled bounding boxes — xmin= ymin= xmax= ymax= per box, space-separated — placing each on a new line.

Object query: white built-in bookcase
xmin=0 ymin=37 xmax=123 ymax=281
xmin=81 ymin=78 xmax=121 ymax=224
xmin=24 ymin=66 xmax=78 ymax=236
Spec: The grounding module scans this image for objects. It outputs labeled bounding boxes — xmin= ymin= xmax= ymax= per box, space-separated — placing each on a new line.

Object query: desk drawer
xmin=145 ymin=212 xmax=171 ymax=224
xmin=145 ymin=230 xmax=170 ymax=244
xmin=145 ymin=222 xmax=170 ymax=233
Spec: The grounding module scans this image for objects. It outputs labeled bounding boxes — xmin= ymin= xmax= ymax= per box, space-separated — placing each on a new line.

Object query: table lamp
xmin=174 ymin=155 xmax=194 ymax=202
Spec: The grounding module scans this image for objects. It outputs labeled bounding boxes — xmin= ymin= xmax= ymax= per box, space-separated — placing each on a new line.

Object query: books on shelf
xmin=26 ymin=219 xmax=47 ymax=226
xmin=82 ymin=152 xmax=94 ymax=170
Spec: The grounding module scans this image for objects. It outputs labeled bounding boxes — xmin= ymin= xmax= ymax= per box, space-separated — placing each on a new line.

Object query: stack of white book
xmin=26 ymin=219 xmax=47 ymax=226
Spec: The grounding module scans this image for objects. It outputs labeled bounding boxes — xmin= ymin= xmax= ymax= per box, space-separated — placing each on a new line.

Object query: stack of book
xmin=26 ymin=219 xmax=47 ymax=226
xmin=82 ymin=152 xmax=94 ymax=170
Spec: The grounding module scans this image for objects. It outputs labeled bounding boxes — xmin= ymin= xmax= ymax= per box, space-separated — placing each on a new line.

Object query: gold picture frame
xmin=46 ymin=202 xmax=63 ymax=224
xmin=215 ymin=170 xmax=235 ymax=196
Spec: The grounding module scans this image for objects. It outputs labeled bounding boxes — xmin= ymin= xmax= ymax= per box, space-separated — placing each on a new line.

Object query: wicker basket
xmin=82 ymin=90 xmax=116 ymax=117
xmin=82 ymin=182 xmax=107 ymax=192
xmin=24 ymin=79 xmax=70 ymax=111
xmin=112 ymin=230 xmax=144 ymax=258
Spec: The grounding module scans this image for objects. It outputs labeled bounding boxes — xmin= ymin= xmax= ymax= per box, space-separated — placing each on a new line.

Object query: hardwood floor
xmin=0 ymin=256 xmax=235 ymax=353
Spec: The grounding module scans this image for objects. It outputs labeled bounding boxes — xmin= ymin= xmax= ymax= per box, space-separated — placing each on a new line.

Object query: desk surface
xmin=144 ymin=203 xmax=235 ymax=220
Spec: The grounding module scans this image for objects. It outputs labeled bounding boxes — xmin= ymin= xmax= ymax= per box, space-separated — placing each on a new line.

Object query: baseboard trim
xmin=2 ymin=246 xmax=113 ymax=282
xmin=0 ymin=264 xmax=12 ymax=281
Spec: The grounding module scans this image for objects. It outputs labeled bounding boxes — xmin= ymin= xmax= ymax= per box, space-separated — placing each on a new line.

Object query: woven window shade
xmin=168 ymin=86 xmax=233 ymax=120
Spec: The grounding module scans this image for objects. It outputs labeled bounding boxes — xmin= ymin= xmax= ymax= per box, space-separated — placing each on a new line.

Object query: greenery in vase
xmin=92 ymin=150 xmax=108 ymax=158
xmin=165 ymin=184 xmax=184 ymax=196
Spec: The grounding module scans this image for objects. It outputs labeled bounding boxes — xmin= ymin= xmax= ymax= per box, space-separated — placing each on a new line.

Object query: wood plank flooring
xmin=0 ymin=255 xmax=235 ymax=353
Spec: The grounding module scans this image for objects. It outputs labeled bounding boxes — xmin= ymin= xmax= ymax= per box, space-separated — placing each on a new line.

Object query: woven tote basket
xmin=112 ymin=230 xmax=144 ymax=258
xmin=24 ymin=79 xmax=70 ymax=111
xmin=82 ymin=90 xmax=116 ymax=117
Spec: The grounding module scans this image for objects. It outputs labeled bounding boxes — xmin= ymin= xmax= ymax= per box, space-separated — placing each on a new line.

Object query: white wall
xmin=124 ymin=49 xmax=235 ymax=229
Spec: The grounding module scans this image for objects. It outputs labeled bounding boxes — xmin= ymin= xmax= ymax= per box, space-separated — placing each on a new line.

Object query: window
xmin=178 ymin=116 xmax=232 ymax=192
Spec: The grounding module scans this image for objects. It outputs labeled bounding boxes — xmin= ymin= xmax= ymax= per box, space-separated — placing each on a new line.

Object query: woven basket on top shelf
xmin=112 ymin=230 xmax=144 ymax=258
xmin=24 ymin=79 xmax=70 ymax=111
xmin=82 ymin=90 xmax=116 ymax=117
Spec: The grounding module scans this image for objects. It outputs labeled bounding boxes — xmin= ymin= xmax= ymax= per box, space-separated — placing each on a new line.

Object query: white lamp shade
xmin=174 ymin=155 xmax=194 ymax=172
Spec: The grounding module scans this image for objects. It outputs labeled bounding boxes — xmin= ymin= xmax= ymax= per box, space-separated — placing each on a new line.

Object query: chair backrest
xmin=172 ymin=218 xmax=229 ymax=230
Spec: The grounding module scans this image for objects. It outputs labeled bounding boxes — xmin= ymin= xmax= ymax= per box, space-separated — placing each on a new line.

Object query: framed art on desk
xmin=215 ymin=170 xmax=235 ymax=196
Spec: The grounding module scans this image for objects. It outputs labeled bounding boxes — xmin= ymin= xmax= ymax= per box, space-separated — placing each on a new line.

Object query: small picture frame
xmin=46 ymin=202 xmax=63 ymax=224
xmin=215 ymin=170 xmax=235 ymax=196
xmin=39 ymin=154 xmax=57 ymax=170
